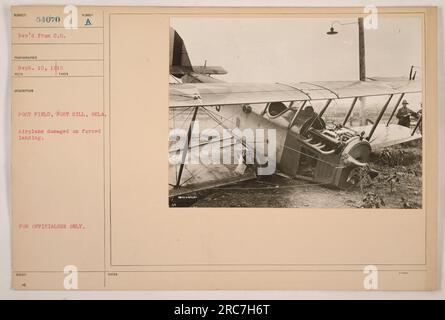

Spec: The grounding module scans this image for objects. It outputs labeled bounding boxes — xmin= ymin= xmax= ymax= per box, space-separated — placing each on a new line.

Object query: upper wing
xmin=170 ymin=78 xmax=421 ymax=108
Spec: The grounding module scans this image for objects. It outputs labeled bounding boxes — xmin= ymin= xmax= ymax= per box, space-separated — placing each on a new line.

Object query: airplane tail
xmin=169 ymin=28 xmax=227 ymax=78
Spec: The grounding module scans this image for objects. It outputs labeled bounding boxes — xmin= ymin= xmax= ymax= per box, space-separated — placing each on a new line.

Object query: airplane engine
xmin=336 ymin=137 xmax=372 ymax=188
xmin=280 ymin=117 xmax=373 ymax=188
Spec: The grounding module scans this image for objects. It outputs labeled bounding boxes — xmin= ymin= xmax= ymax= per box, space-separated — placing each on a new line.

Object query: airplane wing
xmin=355 ymin=124 xmax=421 ymax=150
xmin=170 ymin=79 xmax=421 ymax=108
xmin=168 ymin=78 xmax=422 ymax=196
xmin=169 ymin=142 xmax=257 ymax=197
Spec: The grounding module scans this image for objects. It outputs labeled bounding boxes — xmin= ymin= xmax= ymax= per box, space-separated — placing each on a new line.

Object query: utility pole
xmin=358 ymin=17 xmax=366 ymax=81
xmin=327 ymin=18 xmax=367 ymax=125
xmin=358 ymin=17 xmax=367 ymax=125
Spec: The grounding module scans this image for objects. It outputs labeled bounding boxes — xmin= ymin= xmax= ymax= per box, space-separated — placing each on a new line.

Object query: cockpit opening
xmin=267 ymin=101 xmax=289 ymax=117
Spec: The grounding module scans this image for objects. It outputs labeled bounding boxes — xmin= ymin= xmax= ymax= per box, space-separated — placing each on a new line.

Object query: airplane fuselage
xmin=180 ymin=73 xmax=372 ymax=188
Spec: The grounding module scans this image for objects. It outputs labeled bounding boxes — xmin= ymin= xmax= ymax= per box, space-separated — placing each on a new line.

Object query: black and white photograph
xmin=168 ymin=16 xmax=423 ymax=208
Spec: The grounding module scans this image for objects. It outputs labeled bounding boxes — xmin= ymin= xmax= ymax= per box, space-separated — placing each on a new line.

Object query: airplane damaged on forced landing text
xmin=168 ymin=27 xmax=422 ymax=198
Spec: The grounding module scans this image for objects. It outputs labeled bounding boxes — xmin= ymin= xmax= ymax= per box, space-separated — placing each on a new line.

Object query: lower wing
xmin=169 ymin=107 xmax=256 ymax=197
xmin=356 ymin=124 xmax=421 ymax=150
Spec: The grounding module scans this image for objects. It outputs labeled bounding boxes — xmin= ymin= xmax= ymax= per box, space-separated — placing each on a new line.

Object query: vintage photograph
xmin=168 ymin=17 xmax=423 ymax=208
xmin=8 ymin=5 xmax=438 ymax=293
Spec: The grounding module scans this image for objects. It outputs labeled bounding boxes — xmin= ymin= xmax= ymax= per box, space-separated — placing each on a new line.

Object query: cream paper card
xmin=11 ymin=6 xmax=437 ymax=290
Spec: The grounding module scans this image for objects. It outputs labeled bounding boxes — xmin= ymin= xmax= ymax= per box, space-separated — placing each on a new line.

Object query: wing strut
xmin=366 ymin=94 xmax=393 ymax=141
xmin=288 ymin=101 xmax=307 ymax=129
xmin=411 ymin=114 xmax=422 ymax=136
xmin=301 ymin=99 xmax=332 ymax=136
xmin=386 ymin=93 xmax=405 ymax=126
xmin=342 ymin=97 xmax=358 ymax=126
xmin=318 ymin=99 xmax=333 ymax=118
xmin=175 ymin=106 xmax=199 ymax=188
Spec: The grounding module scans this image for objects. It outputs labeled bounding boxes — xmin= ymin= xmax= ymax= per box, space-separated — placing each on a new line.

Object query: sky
xmin=171 ymin=16 xmax=422 ymax=115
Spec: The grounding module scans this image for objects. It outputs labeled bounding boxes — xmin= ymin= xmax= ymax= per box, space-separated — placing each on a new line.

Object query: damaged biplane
xmin=168 ymin=27 xmax=422 ymax=197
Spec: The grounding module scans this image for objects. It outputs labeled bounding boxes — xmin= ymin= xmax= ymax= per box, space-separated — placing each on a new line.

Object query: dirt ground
xmin=173 ymin=140 xmax=422 ymax=209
